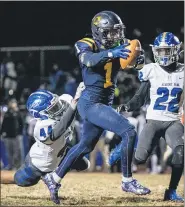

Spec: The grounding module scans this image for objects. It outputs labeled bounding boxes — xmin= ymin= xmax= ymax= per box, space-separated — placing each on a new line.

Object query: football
xmin=120 ymin=39 xmax=142 ymax=69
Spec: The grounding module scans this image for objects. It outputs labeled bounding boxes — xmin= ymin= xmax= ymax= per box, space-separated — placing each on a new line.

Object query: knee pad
xmin=135 ymin=148 xmax=149 ymax=165
xmin=14 ymin=167 xmax=41 ymax=187
xmin=171 ymin=145 xmax=184 ymax=166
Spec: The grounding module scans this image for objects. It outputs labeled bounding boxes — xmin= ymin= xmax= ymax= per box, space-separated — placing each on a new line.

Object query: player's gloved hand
xmin=134 ymin=50 xmax=145 ymax=70
xmin=109 ymin=43 xmax=131 ymax=59
xmin=116 ymin=104 xmax=129 ymax=113
xmin=74 ymin=82 xmax=85 ymax=101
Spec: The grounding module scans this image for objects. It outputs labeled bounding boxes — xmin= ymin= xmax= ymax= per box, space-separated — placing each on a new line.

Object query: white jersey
xmin=29 ymin=94 xmax=75 ymax=172
xmin=138 ymin=63 xmax=184 ymax=121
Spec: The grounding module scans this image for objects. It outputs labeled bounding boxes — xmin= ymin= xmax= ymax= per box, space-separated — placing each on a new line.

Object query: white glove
xmin=74 ymin=82 xmax=85 ymax=101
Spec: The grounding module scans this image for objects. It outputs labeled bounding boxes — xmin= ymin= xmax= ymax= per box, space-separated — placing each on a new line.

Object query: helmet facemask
xmin=152 ymin=44 xmax=181 ymax=66
xmin=44 ymin=94 xmax=68 ymax=119
xmin=99 ymin=24 xmax=125 ymax=48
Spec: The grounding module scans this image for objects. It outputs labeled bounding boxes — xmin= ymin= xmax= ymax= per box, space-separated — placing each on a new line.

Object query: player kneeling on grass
xmin=14 ymin=82 xmax=90 ymax=189
xmin=109 ymin=32 xmax=184 ymax=202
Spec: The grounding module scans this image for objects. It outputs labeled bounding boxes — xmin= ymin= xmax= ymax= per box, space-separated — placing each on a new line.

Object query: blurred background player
xmin=14 ymin=83 xmax=91 ymax=200
xmin=43 ymin=11 xmax=150 ymax=204
xmin=109 ymin=32 xmax=184 ymax=202
xmin=0 ymin=99 xmax=23 ymax=170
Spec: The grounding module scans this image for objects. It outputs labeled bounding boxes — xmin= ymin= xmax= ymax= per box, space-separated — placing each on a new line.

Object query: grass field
xmin=1 ymin=172 xmax=184 ymax=206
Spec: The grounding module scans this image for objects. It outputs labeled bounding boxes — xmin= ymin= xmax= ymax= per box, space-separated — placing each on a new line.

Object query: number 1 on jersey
xmin=104 ymin=62 xmax=113 ymax=88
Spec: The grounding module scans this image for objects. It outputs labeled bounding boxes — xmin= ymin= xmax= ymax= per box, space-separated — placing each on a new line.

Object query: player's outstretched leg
xmin=119 ymin=130 xmax=150 ymax=195
xmin=14 ymin=155 xmax=44 ymax=187
xmin=42 ymin=120 xmax=103 ymax=204
xmin=108 ymin=132 xmax=150 ymax=195
xmin=83 ymin=103 xmax=150 ymax=195
xmin=41 ymin=156 xmax=90 ymax=205
xmin=42 ymin=156 xmax=90 ymax=204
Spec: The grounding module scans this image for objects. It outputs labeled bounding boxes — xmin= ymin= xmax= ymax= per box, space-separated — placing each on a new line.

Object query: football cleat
xmin=122 ymin=179 xmax=151 ymax=195
xmin=108 ymin=143 xmax=121 ymax=166
xmin=42 ymin=173 xmax=61 ymax=205
xmin=164 ymin=189 xmax=184 ymax=202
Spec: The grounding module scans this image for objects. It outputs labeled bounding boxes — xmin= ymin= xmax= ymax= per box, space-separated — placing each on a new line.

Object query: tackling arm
xmin=38 ymin=83 xmax=85 ymax=144
xmin=50 ymin=82 xmax=85 ymax=141
xmin=50 ymin=105 xmax=77 ymax=141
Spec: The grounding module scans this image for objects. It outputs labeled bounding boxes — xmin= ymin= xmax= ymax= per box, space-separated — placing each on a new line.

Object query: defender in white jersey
xmin=139 ymin=62 xmax=184 ymax=121
xmin=135 ymin=33 xmax=184 ymax=202
xmin=14 ymin=82 xmax=90 ymax=188
xmin=111 ymin=32 xmax=184 ymax=202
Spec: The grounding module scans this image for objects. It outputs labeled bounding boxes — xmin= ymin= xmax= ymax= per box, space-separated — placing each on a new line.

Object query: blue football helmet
xmin=151 ymin=32 xmax=181 ymax=66
xmin=26 ymin=89 xmax=67 ymax=119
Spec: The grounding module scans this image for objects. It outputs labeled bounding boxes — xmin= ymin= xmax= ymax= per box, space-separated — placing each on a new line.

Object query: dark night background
xmin=0 ymin=1 xmax=184 ymax=47
xmin=0 ymin=1 xmax=184 ymax=102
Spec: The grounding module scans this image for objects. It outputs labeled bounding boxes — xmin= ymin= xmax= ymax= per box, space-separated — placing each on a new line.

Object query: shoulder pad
xmin=138 ymin=63 xmax=155 ymax=82
xmin=77 ymin=37 xmax=97 ymax=51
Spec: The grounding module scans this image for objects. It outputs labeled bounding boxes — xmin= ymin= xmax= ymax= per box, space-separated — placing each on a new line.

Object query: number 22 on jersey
xmin=104 ymin=62 xmax=113 ymax=88
xmin=154 ymin=87 xmax=183 ymax=113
